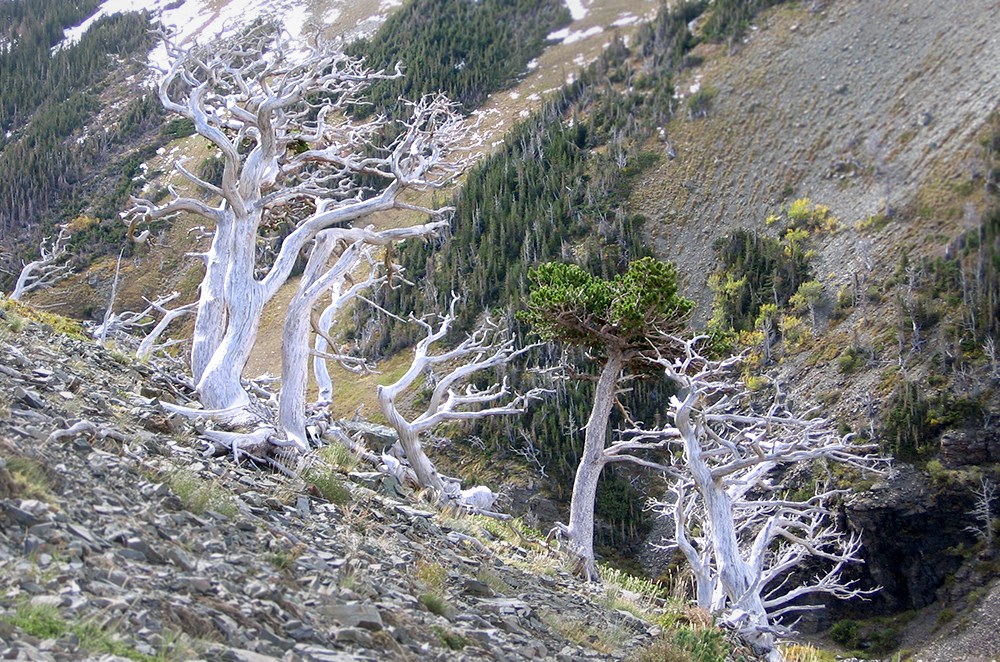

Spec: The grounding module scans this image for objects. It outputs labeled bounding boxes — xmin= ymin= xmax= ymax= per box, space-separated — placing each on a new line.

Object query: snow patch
xmin=526 ymin=58 xmax=539 ymax=71
xmin=509 ymin=92 xmax=521 ymax=100
xmin=54 ymin=0 xmax=361 ymax=70
xmin=612 ymin=13 xmax=639 ymax=27
xmin=548 ymin=25 xmax=603 ymax=45
xmin=283 ymin=5 xmax=310 ymax=43
xmin=323 ymin=7 xmax=342 ymax=24
xmin=60 ymin=0 xmax=174 ymax=50
xmin=564 ymin=0 xmax=587 ymax=21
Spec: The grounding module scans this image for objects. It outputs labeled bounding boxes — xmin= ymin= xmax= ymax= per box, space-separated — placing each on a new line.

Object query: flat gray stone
xmin=321 ymin=603 xmax=383 ymax=632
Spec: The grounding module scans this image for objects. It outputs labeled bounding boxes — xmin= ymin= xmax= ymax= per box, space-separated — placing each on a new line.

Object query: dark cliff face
xmin=845 ymin=467 xmax=978 ymax=613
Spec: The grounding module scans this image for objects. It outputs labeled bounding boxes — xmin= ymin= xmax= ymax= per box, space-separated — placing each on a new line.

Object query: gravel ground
xmin=914 ymin=578 xmax=1000 ymax=661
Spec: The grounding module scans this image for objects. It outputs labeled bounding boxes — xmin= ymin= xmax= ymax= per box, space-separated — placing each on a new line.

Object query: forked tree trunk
xmin=378 ymin=385 xmax=449 ymax=494
xmin=277 ymin=236 xmax=360 ymax=450
xmin=563 ymin=345 xmax=623 ymax=581
xmin=674 ymin=387 xmax=778 ymax=658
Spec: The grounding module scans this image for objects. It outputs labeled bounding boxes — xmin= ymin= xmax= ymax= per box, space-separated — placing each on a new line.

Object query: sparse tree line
xmin=0 ymin=0 xmax=156 ymax=282
xmin=346 ymin=0 xmax=571 ymax=117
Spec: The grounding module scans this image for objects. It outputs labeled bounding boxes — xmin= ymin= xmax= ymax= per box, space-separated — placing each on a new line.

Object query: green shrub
xmin=302 ymin=467 xmax=352 ymax=505
xmin=0 ymin=298 xmax=85 ymax=338
xmin=2 ymin=455 xmax=57 ymax=501
xmin=419 ymin=592 xmax=450 ymax=617
xmin=673 ymin=626 xmax=728 ymax=662
xmin=687 ymin=86 xmax=717 ymax=119
xmin=3 ymin=603 xmax=66 ymax=638
xmin=1 ymin=604 xmax=151 ymax=661
xmin=829 ymin=619 xmax=859 ymax=648
xmin=318 ymin=442 xmax=361 ymax=472
xmin=837 ymin=346 xmax=867 ymax=374
xmin=627 ymin=637 xmax=695 ymax=662
xmin=168 ymin=470 xmax=238 ymax=517
xmin=196 ymin=156 xmax=224 ymax=188
xmin=709 ymin=229 xmax=811 ymax=333
xmin=161 ymin=118 xmax=195 ymax=139
xmin=431 ymin=625 xmax=470 ymax=650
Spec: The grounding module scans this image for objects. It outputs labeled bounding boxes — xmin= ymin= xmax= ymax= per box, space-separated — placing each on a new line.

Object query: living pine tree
xmin=518 ymin=257 xmax=693 ymax=579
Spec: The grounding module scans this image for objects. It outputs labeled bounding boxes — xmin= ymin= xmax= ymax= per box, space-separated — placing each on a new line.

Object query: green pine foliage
xmin=0 ymin=4 xmax=156 ymax=284
xmin=0 ymin=0 xmax=102 ymax=129
xmin=347 ymin=0 xmax=571 ymax=116
xmin=520 ymin=258 xmax=692 ymax=351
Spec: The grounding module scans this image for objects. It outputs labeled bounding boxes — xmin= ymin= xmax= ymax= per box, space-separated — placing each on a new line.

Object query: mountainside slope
xmin=4 ymin=1 xmax=1000 ymax=659
xmin=640 ymin=0 xmax=999 ymax=311
xmin=0 ymin=312 xmax=753 ymax=661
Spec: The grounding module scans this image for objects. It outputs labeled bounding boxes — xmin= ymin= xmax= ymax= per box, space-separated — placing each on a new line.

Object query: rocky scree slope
xmin=643 ymin=0 xmax=999 ymax=310
xmin=0 ymin=309 xmax=729 ymax=661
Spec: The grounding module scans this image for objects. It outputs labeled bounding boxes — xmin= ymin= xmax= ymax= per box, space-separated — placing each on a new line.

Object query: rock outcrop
xmin=844 ymin=467 xmax=978 ymax=613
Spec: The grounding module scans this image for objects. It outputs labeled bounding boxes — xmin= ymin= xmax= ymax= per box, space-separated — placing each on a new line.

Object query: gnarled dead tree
xmin=130 ymin=27 xmax=473 ymax=425
xmin=10 ymin=225 xmax=73 ymax=301
xmin=634 ymin=336 xmax=887 ymax=660
xmin=378 ymin=295 xmax=545 ymax=505
xmin=277 ymin=222 xmax=447 ymax=451
xmin=94 ymin=290 xmax=196 ymax=358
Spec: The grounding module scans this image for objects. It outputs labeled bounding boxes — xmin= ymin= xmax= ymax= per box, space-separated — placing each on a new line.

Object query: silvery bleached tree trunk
xmin=377 ymin=295 xmax=544 ymax=503
xmin=130 ymin=27 xmax=473 ymax=424
xmin=549 ymin=343 xmax=685 ymax=581
xmin=277 ymin=222 xmax=447 ymax=450
xmin=559 ymin=345 xmax=622 ymax=581
xmin=9 ymin=225 xmax=72 ymax=301
xmin=633 ymin=335 xmax=888 ymax=659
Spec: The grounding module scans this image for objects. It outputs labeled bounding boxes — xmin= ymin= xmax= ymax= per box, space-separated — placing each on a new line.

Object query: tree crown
xmin=519 ymin=257 xmax=693 ymax=352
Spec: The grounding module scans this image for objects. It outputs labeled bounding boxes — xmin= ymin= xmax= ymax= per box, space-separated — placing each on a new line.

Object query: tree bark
xmin=277 ymin=234 xmax=357 ymax=450
xmin=674 ymin=386 xmax=777 ymax=656
xmin=378 ymin=384 xmax=449 ymax=494
xmin=191 ymin=216 xmax=234 ymax=383
xmin=195 ymin=287 xmax=264 ymax=415
xmin=313 ymin=301 xmax=338 ymax=403
xmin=564 ymin=345 xmax=623 ymax=581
